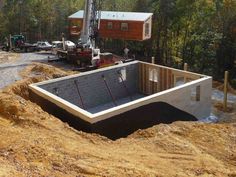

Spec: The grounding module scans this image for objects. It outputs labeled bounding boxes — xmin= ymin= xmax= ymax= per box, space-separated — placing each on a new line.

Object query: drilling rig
xmin=80 ymin=0 xmax=101 ymax=49
xmin=79 ymin=0 xmax=102 ymax=67
xmin=57 ymin=0 xmax=121 ymax=69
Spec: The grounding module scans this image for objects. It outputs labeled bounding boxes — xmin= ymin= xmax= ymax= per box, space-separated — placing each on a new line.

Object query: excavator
xmin=57 ymin=0 xmax=123 ymax=70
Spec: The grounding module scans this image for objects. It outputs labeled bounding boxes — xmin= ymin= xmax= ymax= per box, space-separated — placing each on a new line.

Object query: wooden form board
xmin=138 ymin=62 xmax=203 ymax=95
xmin=159 ymin=67 xmax=172 ymax=92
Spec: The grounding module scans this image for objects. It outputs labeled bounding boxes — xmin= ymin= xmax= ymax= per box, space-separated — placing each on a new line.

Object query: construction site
xmin=29 ymin=61 xmax=212 ymax=139
xmin=0 ymin=0 xmax=236 ymax=176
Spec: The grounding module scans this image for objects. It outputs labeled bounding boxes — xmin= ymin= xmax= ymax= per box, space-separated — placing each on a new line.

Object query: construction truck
xmin=2 ymin=35 xmax=38 ymax=52
xmin=57 ymin=0 xmax=123 ymax=70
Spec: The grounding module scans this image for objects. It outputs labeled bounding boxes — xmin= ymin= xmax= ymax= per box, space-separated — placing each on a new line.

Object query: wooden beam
xmin=142 ymin=64 xmax=146 ymax=94
xmin=151 ymin=57 xmax=155 ymax=64
xmin=224 ymin=71 xmax=229 ymax=112
xmin=152 ymin=67 xmax=155 ymax=94
xmin=184 ymin=63 xmax=188 ymax=71
xmin=168 ymin=70 xmax=172 ymax=89
xmin=159 ymin=68 xmax=162 ymax=91
xmin=173 ymin=75 xmax=176 ymax=87
xmin=184 ymin=63 xmax=188 ymax=83
xmin=139 ymin=63 xmax=142 ymax=93
xmin=139 ymin=61 xmax=203 ymax=79
xmin=9 ymin=34 xmax=12 ymax=50
xmin=157 ymin=69 xmax=160 ymax=92
xmin=145 ymin=65 xmax=149 ymax=94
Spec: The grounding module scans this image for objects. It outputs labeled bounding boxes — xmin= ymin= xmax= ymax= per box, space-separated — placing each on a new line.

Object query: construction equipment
xmin=2 ymin=35 xmax=38 ymax=52
xmin=57 ymin=0 xmax=123 ymax=69
xmin=80 ymin=0 xmax=101 ymax=49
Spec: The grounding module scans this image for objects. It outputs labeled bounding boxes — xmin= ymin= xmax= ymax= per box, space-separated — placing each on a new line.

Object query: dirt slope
xmin=0 ymin=63 xmax=235 ymax=177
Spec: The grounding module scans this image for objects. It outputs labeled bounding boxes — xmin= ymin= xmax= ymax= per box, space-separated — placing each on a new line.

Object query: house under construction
xmin=29 ymin=61 xmax=212 ymax=139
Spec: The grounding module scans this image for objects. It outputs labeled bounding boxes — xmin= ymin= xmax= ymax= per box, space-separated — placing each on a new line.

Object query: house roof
xmin=69 ymin=10 xmax=153 ymax=22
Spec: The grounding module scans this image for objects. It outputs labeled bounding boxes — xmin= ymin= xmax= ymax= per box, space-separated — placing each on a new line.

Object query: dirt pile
xmin=0 ymin=51 xmax=19 ymax=63
xmin=20 ymin=63 xmax=76 ymax=79
xmin=3 ymin=63 xmax=77 ymax=100
xmin=213 ymin=81 xmax=236 ymax=95
xmin=0 ymin=63 xmax=235 ymax=176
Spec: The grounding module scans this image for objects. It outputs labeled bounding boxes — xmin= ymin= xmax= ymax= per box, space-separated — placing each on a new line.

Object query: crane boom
xmin=80 ymin=0 xmax=101 ymax=48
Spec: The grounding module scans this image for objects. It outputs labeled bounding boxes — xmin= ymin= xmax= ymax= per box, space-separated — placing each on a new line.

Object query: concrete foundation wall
xmin=29 ymin=61 xmax=212 ymax=125
xmin=39 ymin=63 xmax=139 ymax=110
xmin=29 ymin=89 xmax=197 ymax=139
xmin=91 ymin=76 xmax=212 ymax=123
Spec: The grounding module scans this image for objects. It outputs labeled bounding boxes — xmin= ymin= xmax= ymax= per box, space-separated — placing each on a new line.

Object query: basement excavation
xmin=29 ymin=61 xmax=212 ymax=139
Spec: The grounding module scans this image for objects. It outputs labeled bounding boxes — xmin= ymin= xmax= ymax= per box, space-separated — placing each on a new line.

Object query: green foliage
xmin=133 ymin=0 xmax=236 ymax=80
xmin=0 ymin=0 xmax=84 ymax=41
xmin=0 ymin=0 xmax=235 ymax=81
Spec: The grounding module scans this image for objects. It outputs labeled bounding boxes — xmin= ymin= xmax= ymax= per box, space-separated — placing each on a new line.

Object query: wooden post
xmin=142 ymin=64 xmax=145 ymax=94
xmin=145 ymin=65 xmax=149 ymax=94
xmin=151 ymin=68 xmax=157 ymax=94
xmin=184 ymin=63 xmax=188 ymax=71
xmin=62 ymin=37 xmax=66 ymax=51
xmin=173 ymin=75 xmax=176 ymax=87
xmin=156 ymin=69 xmax=160 ymax=92
xmin=62 ymin=33 xmax=66 ymax=51
xmin=184 ymin=63 xmax=188 ymax=83
xmin=151 ymin=57 xmax=155 ymax=64
xmin=139 ymin=63 xmax=142 ymax=92
xmin=223 ymin=71 xmax=229 ymax=112
xmin=9 ymin=34 xmax=12 ymax=50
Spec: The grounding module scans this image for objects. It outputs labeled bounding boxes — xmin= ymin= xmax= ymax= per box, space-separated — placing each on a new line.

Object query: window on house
xmin=107 ymin=22 xmax=113 ymax=29
xmin=191 ymin=85 xmax=200 ymax=102
xmin=145 ymin=23 xmax=150 ymax=37
xmin=70 ymin=20 xmax=82 ymax=35
xmin=121 ymin=23 xmax=128 ymax=31
xmin=70 ymin=20 xmax=82 ymax=29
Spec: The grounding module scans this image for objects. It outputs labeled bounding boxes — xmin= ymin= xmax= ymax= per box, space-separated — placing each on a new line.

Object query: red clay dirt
xmin=0 ymin=63 xmax=235 ymax=177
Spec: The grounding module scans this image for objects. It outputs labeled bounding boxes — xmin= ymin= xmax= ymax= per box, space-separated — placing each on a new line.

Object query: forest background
xmin=0 ymin=0 xmax=235 ymax=84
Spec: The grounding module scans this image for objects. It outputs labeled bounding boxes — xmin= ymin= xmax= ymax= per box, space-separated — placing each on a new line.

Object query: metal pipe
xmin=74 ymin=80 xmax=85 ymax=109
xmin=102 ymin=75 xmax=117 ymax=106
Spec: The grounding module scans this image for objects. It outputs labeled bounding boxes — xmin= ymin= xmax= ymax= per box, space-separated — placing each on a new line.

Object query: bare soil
xmin=213 ymin=80 xmax=236 ymax=95
xmin=0 ymin=58 xmax=235 ymax=176
xmin=0 ymin=51 xmax=19 ymax=64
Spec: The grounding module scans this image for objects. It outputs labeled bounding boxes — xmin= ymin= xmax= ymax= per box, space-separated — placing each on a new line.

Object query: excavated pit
xmin=29 ymin=61 xmax=212 ymax=139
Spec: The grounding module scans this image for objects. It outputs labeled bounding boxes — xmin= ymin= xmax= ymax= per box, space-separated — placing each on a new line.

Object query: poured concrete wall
xmin=39 ymin=62 xmax=139 ymax=110
xmin=29 ymin=90 xmax=197 ymax=139
xmin=89 ymin=76 xmax=212 ymax=123
xmin=29 ymin=61 xmax=212 ymax=126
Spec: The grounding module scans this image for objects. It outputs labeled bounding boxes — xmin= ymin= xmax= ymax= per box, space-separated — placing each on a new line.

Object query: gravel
xmin=0 ymin=52 xmax=54 ymax=89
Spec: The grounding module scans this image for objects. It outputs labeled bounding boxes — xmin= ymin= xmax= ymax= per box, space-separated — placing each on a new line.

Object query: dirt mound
xmin=0 ymin=90 xmax=235 ymax=176
xmin=3 ymin=63 xmax=77 ymax=100
xmin=0 ymin=63 xmax=235 ymax=176
xmin=3 ymin=77 xmax=45 ymax=100
xmin=20 ymin=62 xmax=77 ymax=79
xmin=0 ymin=51 xmax=19 ymax=63
xmin=214 ymin=101 xmax=234 ymax=113
xmin=213 ymin=81 xmax=236 ymax=94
